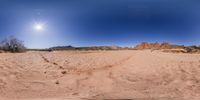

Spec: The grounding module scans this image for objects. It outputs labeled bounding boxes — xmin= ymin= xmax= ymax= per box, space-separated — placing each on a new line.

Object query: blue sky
xmin=0 ymin=0 xmax=199 ymax=48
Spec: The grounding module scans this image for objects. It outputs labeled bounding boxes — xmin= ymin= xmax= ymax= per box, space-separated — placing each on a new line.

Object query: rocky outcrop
xmin=134 ymin=42 xmax=200 ymax=53
xmin=184 ymin=46 xmax=200 ymax=53
xmin=134 ymin=42 xmax=170 ymax=50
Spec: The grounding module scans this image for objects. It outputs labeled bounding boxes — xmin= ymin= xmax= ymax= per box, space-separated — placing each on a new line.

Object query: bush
xmin=0 ymin=36 xmax=26 ymax=53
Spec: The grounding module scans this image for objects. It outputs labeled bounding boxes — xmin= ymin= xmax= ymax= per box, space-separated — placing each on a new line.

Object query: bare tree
xmin=0 ymin=36 xmax=26 ymax=53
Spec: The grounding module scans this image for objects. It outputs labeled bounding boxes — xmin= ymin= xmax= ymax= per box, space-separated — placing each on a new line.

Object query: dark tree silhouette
xmin=0 ymin=36 xmax=26 ymax=53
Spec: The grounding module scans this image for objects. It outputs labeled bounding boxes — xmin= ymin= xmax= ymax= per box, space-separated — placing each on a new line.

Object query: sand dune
xmin=0 ymin=50 xmax=200 ymax=100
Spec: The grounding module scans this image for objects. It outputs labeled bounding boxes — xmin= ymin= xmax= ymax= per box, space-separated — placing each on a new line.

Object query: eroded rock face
xmin=160 ymin=42 xmax=170 ymax=49
xmin=135 ymin=42 xmax=150 ymax=49
xmin=152 ymin=43 xmax=161 ymax=49
xmin=134 ymin=42 xmax=170 ymax=50
xmin=135 ymin=42 xmax=200 ymax=54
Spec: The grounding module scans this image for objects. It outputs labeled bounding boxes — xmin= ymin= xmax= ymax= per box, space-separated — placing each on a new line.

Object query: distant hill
xmin=75 ymin=46 xmax=124 ymax=50
xmin=30 ymin=43 xmax=200 ymax=54
xmin=49 ymin=45 xmax=129 ymax=51
xmin=49 ymin=45 xmax=75 ymax=50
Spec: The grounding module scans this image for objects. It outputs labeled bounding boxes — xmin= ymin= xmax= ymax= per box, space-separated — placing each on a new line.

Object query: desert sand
xmin=0 ymin=50 xmax=200 ymax=100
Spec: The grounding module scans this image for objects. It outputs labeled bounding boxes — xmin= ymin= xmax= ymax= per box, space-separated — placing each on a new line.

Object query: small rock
xmin=55 ymin=81 xmax=59 ymax=84
xmin=61 ymin=71 xmax=67 ymax=74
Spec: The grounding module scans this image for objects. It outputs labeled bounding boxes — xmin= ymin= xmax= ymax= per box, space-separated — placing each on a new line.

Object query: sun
xmin=34 ymin=23 xmax=44 ymax=31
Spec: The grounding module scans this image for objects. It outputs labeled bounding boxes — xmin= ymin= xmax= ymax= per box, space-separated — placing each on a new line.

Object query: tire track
xmin=39 ymin=53 xmax=64 ymax=69
xmin=61 ymin=55 xmax=133 ymax=75
xmin=39 ymin=53 xmax=133 ymax=75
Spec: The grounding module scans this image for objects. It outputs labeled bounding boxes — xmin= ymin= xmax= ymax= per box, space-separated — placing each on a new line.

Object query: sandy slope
xmin=0 ymin=50 xmax=200 ymax=100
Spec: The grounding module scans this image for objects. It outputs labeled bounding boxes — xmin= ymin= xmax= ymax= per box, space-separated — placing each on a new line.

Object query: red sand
xmin=0 ymin=50 xmax=200 ymax=100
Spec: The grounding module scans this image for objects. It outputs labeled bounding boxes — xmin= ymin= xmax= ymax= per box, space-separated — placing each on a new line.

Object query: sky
xmin=0 ymin=0 xmax=199 ymax=48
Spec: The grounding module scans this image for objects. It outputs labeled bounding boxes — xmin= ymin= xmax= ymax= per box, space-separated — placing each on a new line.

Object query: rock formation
xmin=134 ymin=42 xmax=170 ymax=50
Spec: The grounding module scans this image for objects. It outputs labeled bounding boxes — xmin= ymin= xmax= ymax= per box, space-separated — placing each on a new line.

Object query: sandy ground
xmin=0 ymin=50 xmax=200 ymax=100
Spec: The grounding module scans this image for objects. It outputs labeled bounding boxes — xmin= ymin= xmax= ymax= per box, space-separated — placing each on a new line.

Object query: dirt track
xmin=0 ymin=50 xmax=200 ymax=100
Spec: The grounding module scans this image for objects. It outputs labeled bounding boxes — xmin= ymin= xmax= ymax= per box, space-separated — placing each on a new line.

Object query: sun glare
xmin=34 ymin=23 xmax=44 ymax=31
